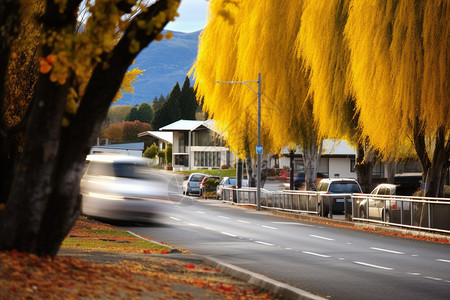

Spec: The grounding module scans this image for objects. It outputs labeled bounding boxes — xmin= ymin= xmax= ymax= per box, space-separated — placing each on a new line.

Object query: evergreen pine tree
xmin=137 ymin=102 xmax=154 ymax=124
xmin=179 ymin=76 xmax=198 ymax=120
xmin=152 ymin=83 xmax=182 ymax=130
xmin=125 ymin=106 xmax=138 ymax=121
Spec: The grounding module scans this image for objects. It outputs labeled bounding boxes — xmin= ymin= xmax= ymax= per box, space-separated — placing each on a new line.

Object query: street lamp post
xmin=216 ymin=73 xmax=262 ymax=211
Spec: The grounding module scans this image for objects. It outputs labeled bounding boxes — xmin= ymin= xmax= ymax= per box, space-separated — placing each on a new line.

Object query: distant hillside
xmin=115 ymin=30 xmax=201 ymax=106
xmin=106 ymin=105 xmax=134 ymax=123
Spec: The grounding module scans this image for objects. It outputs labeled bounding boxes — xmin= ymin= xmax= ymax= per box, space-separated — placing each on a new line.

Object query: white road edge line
xmin=370 ymin=247 xmax=404 ymax=255
xmin=196 ymin=211 xmax=205 ymax=214
xmin=169 ymin=217 xmax=181 ymax=221
xmin=221 ymin=232 xmax=237 ymax=237
xmin=407 ymin=272 xmax=421 ymax=276
xmin=309 ymin=235 xmax=335 ymax=241
xmin=436 ymin=259 xmax=450 ymax=263
xmin=354 ymin=261 xmax=393 ymax=270
xmin=271 ymin=222 xmax=314 ymax=227
xmin=255 ymin=241 xmax=275 ymax=246
xmin=261 ymin=225 xmax=277 ymax=230
xmin=302 ymin=251 xmax=331 ymax=258
xmin=218 ymin=216 xmax=230 ymax=219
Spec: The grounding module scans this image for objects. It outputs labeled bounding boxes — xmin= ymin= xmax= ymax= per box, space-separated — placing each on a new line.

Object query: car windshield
xmin=86 ymin=161 xmax=146 ymax=179
xmin=329 ymin=182 xmax=361 ymax=193
xmin=190 ymin=174 xmax=206 ymax=182
xmin=229 ymin=178 xmax=237 ymax=185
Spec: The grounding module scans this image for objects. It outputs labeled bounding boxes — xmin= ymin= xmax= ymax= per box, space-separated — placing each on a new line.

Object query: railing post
xmin=329 ymin=196 xmax=333 ymax=219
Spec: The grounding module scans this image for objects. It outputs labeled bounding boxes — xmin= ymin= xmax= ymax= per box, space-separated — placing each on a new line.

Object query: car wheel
xmin=360 ymin=208 xmax=366 ymax=219
xmin=384 ymin=210 xmax=391 ymax=223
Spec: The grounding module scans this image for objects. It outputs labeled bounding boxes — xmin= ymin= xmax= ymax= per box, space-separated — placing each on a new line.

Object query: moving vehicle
xmin=182 ymin=173 xmax=208 ymax=196
xmin=316 ymin=178 xmax=362 ymax=216
xmin=80 ymin=154 xmax=167 ymax=223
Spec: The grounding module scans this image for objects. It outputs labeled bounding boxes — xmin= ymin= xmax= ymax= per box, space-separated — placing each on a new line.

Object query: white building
xmin=144 ymin=119 xmax=234 ymax=171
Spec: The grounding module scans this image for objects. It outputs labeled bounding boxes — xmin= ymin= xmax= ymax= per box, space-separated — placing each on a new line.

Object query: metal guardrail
xmin=222 ymin=187 xmax=450 ymax=234
xmin=352 ymin=194 xmax=450 ymax=234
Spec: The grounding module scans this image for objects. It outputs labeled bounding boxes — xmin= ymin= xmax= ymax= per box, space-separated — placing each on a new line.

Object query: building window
xmin=194 ymin=151 xmax=221 ymax=168
xmin=174 ymin=154 xmax=189 ymax=167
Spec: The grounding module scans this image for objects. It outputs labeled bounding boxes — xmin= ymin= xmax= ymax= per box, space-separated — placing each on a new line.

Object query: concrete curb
xmin=202 ymin=256 xmax=326 ymax=300
xmin=127 ymin=230 xmax=181 ymax=253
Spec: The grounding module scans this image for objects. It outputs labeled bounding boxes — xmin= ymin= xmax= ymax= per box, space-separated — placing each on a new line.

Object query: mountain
xmin=115 ymin=30 xmax=201 ymax=106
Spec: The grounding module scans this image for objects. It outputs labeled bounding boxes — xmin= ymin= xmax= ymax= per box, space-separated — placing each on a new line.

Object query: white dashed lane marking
xmin=237 ymin=220 xmax=251 ymax=224
xmin=370 ymin=247 xmax=405 ymax=255
xmin=302 ymin=251 xmax=331 ymax=258
xmin=221 ymin=232 xmax=237 ymax=237
xmin=255 ymin=241 xmax=275 ymax=246
xmin=309 ymin=235 xmax=335 ymax=241
xmin=261 ymin=225 xmax=277 ymax=230
xmin=353 ymin=261 xmax=393 ymax=270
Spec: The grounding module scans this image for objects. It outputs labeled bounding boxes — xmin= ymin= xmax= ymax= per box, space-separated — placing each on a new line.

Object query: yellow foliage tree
xmin=192 ymin=0 xmax=322 ymax=188
xmin=345 ymin=0 xmax=449 ymax=197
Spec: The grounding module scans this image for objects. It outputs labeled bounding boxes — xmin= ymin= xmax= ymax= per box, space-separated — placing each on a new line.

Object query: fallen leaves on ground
xmin=0 ymin=216 xmax=277 ymax=299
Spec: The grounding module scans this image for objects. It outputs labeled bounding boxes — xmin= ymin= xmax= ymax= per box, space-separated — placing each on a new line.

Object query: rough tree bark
xmin=0 ymin=0 xmax=179 ymax=256
xmin=302 ymin=134 xmax=322 ymax=191
xmin=355 ymin=142 xmax=377 ymax=193
xmin=245 ymin=154 xmax=269 ymax=188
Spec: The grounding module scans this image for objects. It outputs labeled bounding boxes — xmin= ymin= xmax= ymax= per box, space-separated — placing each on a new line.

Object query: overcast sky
xmin=165 ymin=0 xmax=209 ymax=33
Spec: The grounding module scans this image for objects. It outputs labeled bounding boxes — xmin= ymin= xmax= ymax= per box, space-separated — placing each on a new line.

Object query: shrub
xmin=165 ymin=144 xmax=172 ymax=164
xmin=143 ymin=143 xmax=158 ymax=159
xmin=204 ymin=178 xmax=220 ymax=193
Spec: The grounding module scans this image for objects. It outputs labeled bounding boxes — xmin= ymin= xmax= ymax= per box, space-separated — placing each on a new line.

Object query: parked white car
xmin=358 ymin=183 xmax=411 ymax=223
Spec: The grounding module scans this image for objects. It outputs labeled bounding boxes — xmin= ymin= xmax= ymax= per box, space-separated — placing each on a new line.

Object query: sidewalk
xmin=0 ymin=215 xmax=324 ymax=300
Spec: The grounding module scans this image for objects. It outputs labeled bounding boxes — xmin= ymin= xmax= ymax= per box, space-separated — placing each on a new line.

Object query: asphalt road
xmin=125 ymin=196 xmax=450 ymax=300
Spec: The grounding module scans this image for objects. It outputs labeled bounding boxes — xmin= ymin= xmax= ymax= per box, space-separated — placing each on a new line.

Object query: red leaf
xmin=160 ymin=250 xmax=169 ymax=254
xmin=184 ymin=264 xmax=195 ymax=269
xmin=143 ymin=250 xmax=150 ymax=254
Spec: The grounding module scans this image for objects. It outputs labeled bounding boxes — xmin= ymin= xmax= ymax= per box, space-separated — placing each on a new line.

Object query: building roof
xmin=137 ymin=131 xmax=173 ymax=144
xmin=159 ymin=120 xmax=204 ymax=131
xmin=158 ymin=119 xmax=220 ymax=133
xmin=282 ymin=139 xmax=356 ymax=156
xmin=92 ymin=142 xmax=144 ymax=150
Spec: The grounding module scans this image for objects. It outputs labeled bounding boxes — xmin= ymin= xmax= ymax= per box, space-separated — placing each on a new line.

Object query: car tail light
xmin=392 ymin=203 xmax=398 ymax=210
xmin=187 ymin=182 xmax=190 ymax=187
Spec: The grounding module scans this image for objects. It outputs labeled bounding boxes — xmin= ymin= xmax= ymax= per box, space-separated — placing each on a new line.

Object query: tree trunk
xmin=245 ymin=154 xmax=268 ymax=188
xmin=302 ymin=134 xmax=322 ymax=191
xmin=0 ymin=0 xmax=178 ymax=256
xmin=355 ymin=142 xmax=376 ymax=193
xmin=423 ymin=127 xmax=450 ymax=198
xmin=385 ymin=160 xmax=396 ymax=183
xmin=413 ymin=121 xmax=431 ymax=184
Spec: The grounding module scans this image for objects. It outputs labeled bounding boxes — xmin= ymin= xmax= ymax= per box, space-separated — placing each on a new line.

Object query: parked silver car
xmin=80 ymin=154 xmax=166 ymax=223
xmin=182 ymin=173 xmax=208 ymax=196
xmin=316 ymin=178 xmax=362 ymax=216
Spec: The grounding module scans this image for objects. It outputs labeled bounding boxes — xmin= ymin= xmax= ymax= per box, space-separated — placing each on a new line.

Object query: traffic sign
xmin=256 ymin=145 xmax=263 ymax=154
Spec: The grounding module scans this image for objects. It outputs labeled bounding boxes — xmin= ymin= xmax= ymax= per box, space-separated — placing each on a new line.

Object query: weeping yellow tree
xmin=345 ymin=0 xmax=449 ymax=197
xmin=296 ymin=0 xmax=380 ymax=192
xmin=192 ymin=0 xmax=322 ymax=188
